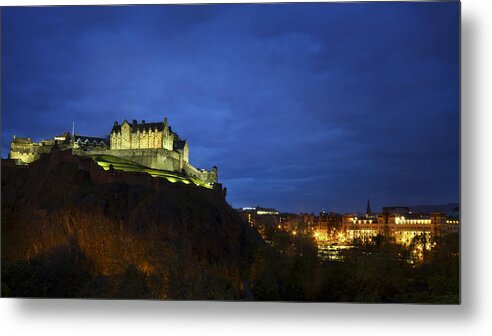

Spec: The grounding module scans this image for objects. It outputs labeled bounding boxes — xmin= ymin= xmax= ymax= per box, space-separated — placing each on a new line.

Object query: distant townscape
xmin=238 ymin=201 xmax=460 ymax=261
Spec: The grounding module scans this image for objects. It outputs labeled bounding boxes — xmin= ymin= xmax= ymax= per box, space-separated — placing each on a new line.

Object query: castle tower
xmin=366 ymin=198 xmax=372 ymax=218
xmin=163 ymin=117 xmax=173 ymax=150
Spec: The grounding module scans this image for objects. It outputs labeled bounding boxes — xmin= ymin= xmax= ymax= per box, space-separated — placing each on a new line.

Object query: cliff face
xmin=1 ymin=150 xmax=262 ymax=299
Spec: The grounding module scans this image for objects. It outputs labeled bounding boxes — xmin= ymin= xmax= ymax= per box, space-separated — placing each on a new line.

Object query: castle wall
xmin=78 ymin=148 xmax=182 ymax=172
xmin=9 ymin=151 xmax=40 ymax=164
xmin=181 ymin=142 xmax=189 ymax=163
xmin=9 ymin=142 xmax=53 ymax=165
xmin=76 ymin=148 xmax=217 ymax=185
xmin=183 ymin=162 xmax=218 ymax=185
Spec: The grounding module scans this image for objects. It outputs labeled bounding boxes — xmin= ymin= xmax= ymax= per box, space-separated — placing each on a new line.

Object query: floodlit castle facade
xmin=8 ymin=117 xmax=218 ymax=186
xmin=110 ymin=118 xmax=178 ymax=152
xmin=108 ymin=118 xmax=189 ymax=165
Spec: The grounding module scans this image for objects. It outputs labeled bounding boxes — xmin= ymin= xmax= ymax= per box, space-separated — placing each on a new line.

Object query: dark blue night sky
xmin=1 ymin=3 xmax=460 ymax=213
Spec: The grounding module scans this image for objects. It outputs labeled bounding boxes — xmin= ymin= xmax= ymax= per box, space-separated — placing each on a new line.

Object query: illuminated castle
xmin=107 ymin=118 xmax=189 ymax=169
xmin=8 ymin=117 xmax=218 ymax=187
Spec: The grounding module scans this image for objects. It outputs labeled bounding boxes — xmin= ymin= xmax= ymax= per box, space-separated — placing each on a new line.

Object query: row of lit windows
xmin=257 ymin=211 xmax=280 ymax=215
xmin=351 ymin=219 xmax=374 ymax=224
xmin=347 ymin=218 xmax=433 ymax=225
xmin=112 ymin=128 xmax=163 ymax=135
xmin=395 ymin=218 xmax=432 ymax=225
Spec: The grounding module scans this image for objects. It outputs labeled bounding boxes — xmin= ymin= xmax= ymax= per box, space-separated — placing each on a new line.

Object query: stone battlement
xmin=3 ymin=148 xmax=225 ymax=198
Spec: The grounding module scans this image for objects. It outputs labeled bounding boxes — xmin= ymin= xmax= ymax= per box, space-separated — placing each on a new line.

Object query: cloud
xmin=1 ymin=3 xmax=459 ymax=212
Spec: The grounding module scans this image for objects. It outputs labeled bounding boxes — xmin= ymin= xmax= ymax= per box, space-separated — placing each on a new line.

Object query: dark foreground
xmin=1 ymin=151 xmax=459 ymax=302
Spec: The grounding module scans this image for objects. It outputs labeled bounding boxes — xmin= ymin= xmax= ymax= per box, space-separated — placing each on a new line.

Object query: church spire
xmin=366 ymin=198 xmax=371 ymax=216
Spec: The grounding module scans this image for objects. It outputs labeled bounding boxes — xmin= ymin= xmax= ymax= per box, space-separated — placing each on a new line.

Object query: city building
xmin=237 ymin=206 xmax=281 ymax=240
xmin=341 ymin=207 xmax=460 ymax=245
xmin=310 ymin=212 xmax=342 ymax=242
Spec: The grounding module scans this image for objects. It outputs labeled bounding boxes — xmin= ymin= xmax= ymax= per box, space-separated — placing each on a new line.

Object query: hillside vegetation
xmin=1 ymin=151 xmax=262 ymax=299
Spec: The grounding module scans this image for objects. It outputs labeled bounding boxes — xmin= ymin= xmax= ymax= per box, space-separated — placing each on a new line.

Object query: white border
xmin=2 ymin=1 xmax=491 ymax=335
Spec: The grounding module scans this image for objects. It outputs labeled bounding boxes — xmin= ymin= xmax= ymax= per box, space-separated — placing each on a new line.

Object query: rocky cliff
xmin=1 ymin=150 xmax=262 ymax=299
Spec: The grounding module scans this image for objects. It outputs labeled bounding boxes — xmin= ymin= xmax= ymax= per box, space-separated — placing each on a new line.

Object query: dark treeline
xmin=1 ymin=232 xmax=459 ymax=303
xmin=1 ymin=239 xmax=244 ymax=300
xmin=248 ymin=232 xmax=459 ymax=303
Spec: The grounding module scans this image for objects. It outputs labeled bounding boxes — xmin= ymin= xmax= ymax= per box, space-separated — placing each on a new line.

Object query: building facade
xmin=109 ymin=118 xmax=179 ymax=152
xmin=341 ymin=211 xmax=459 ymax=245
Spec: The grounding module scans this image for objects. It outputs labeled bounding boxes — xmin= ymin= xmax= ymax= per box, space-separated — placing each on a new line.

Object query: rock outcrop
xmin=1 ymin=150 xmax=262 ymax=299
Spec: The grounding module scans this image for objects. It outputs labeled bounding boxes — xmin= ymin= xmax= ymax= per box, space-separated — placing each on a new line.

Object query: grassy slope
xmin=86 ymin=154 xmax=213 ymax=189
